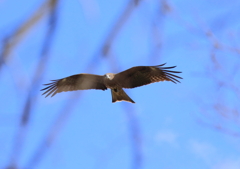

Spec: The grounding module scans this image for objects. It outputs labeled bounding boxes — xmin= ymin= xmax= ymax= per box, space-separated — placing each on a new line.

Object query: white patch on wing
xmin=150 ymin=67 xmax=156 ymax=71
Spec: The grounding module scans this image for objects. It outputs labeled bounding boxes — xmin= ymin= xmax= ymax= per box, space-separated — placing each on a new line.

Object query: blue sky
xmin=1 ymin=0 xmax=240 ymax=169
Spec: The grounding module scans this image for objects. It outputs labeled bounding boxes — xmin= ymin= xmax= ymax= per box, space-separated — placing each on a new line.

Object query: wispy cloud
xmin=190 ymin=140 xmax=216 ymax=162
xmin=212 ymin=158 xmax=240 ymax=169
xmin=155 ymin=130 xmax=178 ymax=147
xmin=190 ymin=140 xmax=240 ymax=169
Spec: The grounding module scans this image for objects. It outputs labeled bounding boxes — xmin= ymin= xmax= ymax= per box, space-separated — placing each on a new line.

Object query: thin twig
xmin=0 ymin=0 xmax=51 ymax=72
xmin=24 ymin=1 xmax=143 ymax=169
xmin=6 ymin=1 xmax=59 ymax=169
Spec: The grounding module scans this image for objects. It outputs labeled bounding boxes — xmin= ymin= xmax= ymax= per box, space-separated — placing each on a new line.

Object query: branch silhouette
xmin=5 ymin=0 xmax=59 ymax=168
xmin=24 ymin=1 xmax=143 ymax=169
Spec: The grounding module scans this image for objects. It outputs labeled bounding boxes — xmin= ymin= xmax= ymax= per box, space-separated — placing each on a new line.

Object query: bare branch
xmin=5 ymin=1 xmax=59 ymax=168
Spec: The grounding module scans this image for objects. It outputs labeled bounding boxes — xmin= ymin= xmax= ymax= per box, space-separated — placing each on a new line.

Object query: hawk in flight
xmin=41 ymin=63 xmax=182 ymax=103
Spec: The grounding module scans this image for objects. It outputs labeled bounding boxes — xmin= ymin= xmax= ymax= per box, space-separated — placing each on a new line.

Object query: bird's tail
xmin=111 ymin=88 xmax=135 ymax=103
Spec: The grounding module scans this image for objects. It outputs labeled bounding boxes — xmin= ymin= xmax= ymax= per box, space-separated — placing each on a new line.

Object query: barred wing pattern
xmin=41 ymin=74 xmax=107 ymax=97
xmin=114 ymin=63 xmax=182 ymax=89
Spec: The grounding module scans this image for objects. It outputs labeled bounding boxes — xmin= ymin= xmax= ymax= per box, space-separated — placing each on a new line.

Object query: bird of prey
xmin=41 ymin=63 xmax=182 ymax=103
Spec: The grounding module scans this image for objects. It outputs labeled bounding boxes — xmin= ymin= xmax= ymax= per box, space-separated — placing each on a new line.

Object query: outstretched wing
xmin=114 ymin=63 xmax=182 ymax=89
xmin=41 ymin=74 xmax=107 ymax=97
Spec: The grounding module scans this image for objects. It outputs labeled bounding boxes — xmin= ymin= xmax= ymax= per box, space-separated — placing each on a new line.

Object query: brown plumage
xmin=41 ymin=63 xmax=182 ymax=103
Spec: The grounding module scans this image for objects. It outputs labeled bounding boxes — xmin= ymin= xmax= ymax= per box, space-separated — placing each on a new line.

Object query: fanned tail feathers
xmin=111 ymin=88 xmax=135 ymax=103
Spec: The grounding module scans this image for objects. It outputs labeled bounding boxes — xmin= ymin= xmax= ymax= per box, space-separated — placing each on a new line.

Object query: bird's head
xmin=105 ymin=73 xmax=115 ymax=80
